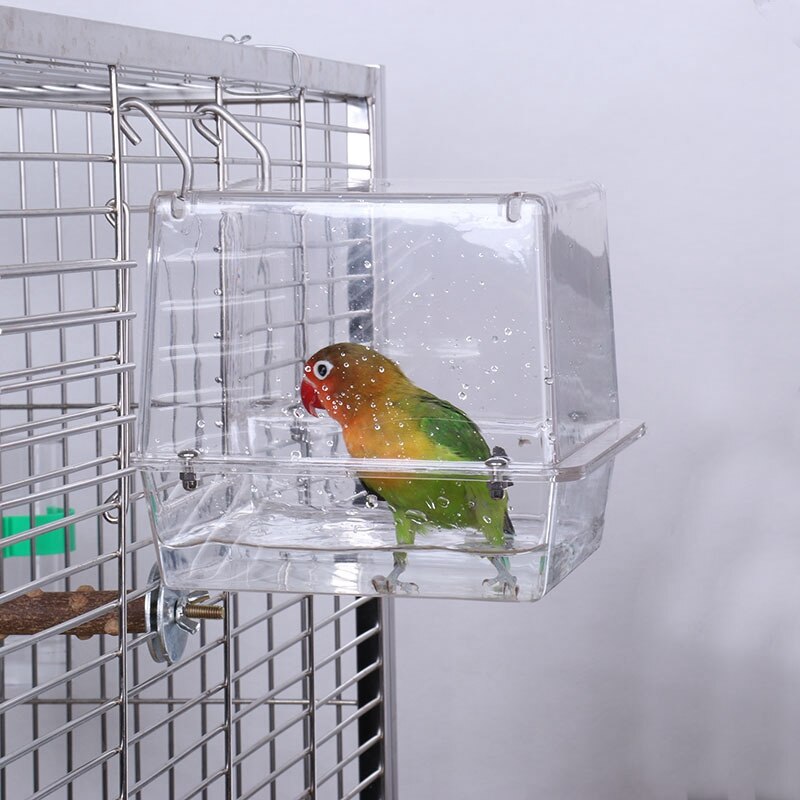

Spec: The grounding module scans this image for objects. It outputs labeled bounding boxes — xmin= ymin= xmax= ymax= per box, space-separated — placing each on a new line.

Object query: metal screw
xmin=144 ymin=568 xmax=225 ymax=664
xmin=486 ymin=446 xmax=514 ymax=500
xmin=183 ymin=604 xmax=225 ymax=620
xmin=177 ymin=448 xmax=199 ymax=491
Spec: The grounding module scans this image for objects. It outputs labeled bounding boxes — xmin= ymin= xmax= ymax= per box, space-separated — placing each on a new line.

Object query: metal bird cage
xmin=0 ymin=7 xmax=394 ymax=799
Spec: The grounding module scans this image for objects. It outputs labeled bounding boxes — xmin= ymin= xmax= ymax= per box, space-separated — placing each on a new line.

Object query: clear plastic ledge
xmin=133 ymin=419 xmax=645 ymax=482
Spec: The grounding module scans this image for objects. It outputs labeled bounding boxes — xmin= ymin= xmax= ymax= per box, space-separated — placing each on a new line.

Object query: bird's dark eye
xmin=313 ymin=360 xmax=333 ymax=380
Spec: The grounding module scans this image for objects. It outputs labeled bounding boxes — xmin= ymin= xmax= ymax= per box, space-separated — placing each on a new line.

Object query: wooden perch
xmin=0 ymin=585 xmax=147 ymax=639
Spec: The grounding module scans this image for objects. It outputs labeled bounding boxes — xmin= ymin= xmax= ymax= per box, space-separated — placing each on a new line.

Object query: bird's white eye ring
xmin=313 ymin=360 xmax=334 ymax=380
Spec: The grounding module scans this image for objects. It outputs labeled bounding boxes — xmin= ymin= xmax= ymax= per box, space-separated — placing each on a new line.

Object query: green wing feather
xmin=410 ymin=393 xmax=514 ymax=542
xmin=407 ymin=392 xmax=491 ymax=461
xmin=360 ymin=389 xmax=512 ymax=546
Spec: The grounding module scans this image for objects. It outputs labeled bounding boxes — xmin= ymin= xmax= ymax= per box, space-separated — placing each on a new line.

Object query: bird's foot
xmin=371 ymin=574 xmax=419 ymax=595
xmin=482 ymin=574 xmax=519 ymax=599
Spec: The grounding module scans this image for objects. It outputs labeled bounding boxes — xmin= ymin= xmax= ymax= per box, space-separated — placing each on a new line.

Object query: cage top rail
xmin=0 ymin=5 xmax=382 ymax=99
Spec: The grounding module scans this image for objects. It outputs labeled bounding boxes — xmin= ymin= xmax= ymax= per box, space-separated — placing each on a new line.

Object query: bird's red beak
xmin=301 ymin=377 xmax=323 ymax=417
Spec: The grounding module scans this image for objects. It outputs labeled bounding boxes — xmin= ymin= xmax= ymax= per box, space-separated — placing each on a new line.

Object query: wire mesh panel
xmin=0 ymin=7 xmax=392 ymax=799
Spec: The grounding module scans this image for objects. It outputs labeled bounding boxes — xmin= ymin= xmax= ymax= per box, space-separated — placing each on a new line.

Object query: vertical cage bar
xmin=355 ymin=600 xmax=384 ymax=800
xmin=109 ymin=64 xmax=131 ymax=798
xmin=302 ymin=595 xmax=316 ymax=796
xmin=298 ymin=89 xmax=307 ymax=191
xmin=213 ymin=77 xmax=238 ymax=800
xmin=333 ymin=596 xmax=344 ymax=799
xmin=51 ymin=100 xmax=77 ymax=800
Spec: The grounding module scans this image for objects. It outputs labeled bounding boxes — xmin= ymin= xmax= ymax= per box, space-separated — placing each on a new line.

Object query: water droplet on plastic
xmin=290 ymin=450 xmax=301 ymax=460
xmin=438 ymin=496 xmax=450 ymax=507
xmin=491 ymin=335 xmax=499 ymax=343
xmin=213 ymin=288 xmax=222 ymax=296
xmin=378 ymin=366 xmax=385 ymax=373
xmin=465 ymin=336 xmax=472 ymax=342
xmin=293 ymin=407 xmax=303 ymax=418
xmin=214 ymin=376 xmax=223 ymax=384
xmin=196 ymin=419 xmax=205 ymax=429
xmin=504 ymin=327 xmax=513 ymax=336
xmin=364 ymin=259 xmax=372 ymax=269
xmin=544 ymin=376 xmax=554 ymax=385
xmin=214 ymin=420 xmax=223 ymax=428
xmin=374 ymin=423 xmax=381 ymax=431
xmin=490 ymin=365 xmax=499 ymax=373
xmin=365 ymin=494 xmax=379 ymax=509
xmin=524 ymin=362 xmax=532 ymax=369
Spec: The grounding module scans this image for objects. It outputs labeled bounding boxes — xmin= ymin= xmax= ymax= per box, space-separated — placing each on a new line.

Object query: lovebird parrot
xmin=300 ymin=342 xmax=517 ymax=596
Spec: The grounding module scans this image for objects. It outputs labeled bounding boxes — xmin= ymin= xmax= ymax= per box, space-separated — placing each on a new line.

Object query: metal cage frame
xmin=0 ymin=6 xmax=395 ymax=799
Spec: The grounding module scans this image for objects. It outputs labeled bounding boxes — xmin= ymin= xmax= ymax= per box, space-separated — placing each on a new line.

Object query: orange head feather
xmin=301 ymin=342 xmax=407 ymax=427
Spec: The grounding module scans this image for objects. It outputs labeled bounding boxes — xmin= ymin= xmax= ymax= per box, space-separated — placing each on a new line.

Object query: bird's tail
xmin=499 ymin=510 xmax=515 ymax=571
xmin=503 ymin=510 xmax=515 ymax=540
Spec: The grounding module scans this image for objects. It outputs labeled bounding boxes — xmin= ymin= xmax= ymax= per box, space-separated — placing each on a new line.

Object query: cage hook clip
xmin=193 ymin=102 xmax=272 ymax=190
xmin=102 ymin=489 xmax=120 ymax=524
xmin=177 ymin=448 xmax=200 ymax=491
xmin=118 ymin=97 xmax=194 ymax=217
xmin=485 ymin=446 xmax=513 ymax=500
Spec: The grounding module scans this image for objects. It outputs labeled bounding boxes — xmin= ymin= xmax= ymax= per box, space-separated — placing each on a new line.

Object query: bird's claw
xmin=371 ymin=574 xmax=419 ymax=595
xmin=482 ymin=575 xmax=519 ymax=599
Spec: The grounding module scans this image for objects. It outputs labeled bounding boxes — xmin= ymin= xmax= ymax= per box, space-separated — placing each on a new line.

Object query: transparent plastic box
xmin=135 ymin=183 xmax=644 ymax=601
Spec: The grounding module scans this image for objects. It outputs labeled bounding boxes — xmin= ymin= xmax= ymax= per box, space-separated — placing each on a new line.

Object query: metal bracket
xmin=485 ymin=445 xmax=514 ymax=499
xmin=143 ymin=565 xmax=223 ymax=664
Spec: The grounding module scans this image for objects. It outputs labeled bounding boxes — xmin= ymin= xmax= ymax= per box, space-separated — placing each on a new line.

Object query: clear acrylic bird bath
xmin=135 ymin=182 xmax=644 ymax=601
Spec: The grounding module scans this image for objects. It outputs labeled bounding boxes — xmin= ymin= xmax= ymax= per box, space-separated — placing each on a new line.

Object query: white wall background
xmin=10 ymin=1 xmax=800 ymax=797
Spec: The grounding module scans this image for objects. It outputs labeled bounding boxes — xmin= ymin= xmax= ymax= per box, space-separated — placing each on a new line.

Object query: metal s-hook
xmin=119 ymin=97 xmax=194 ymax=217
xmin=192 ymin=102 xmax=272 ymax=190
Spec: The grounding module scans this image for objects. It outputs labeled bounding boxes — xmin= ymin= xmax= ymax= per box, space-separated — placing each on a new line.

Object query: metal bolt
xmin=486 ymin=445 xmax=514 ymax=499
xmin=144 ymin=567 xmax=224 ymax=664
xmin=177 ymin=448 xmax=199 ymax=491
xmin=183 ymin=603 xmax=225 ymax=621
